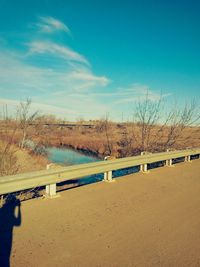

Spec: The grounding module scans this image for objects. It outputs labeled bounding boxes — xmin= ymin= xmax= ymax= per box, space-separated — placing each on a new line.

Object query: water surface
xmin=47 ymin=147 xmax=103 ymax=186
xmin=47 ymin=147 xmax=139 ymax=187
xmin=47 ymin=147 xmax=99 ymax=166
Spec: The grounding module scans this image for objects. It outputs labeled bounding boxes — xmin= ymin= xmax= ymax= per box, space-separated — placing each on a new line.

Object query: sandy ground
xmin=9 ymin=159 xmax=200 ymax=267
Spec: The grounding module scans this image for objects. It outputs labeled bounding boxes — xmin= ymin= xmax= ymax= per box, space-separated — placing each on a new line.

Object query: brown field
xmin=19 ymin=122 xmax=200 ymax=157
xmin=0 ymin=119 xmax=200 ymax=175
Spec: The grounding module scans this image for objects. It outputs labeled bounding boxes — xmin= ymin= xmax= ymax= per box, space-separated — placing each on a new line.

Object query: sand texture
xmin=9 ymin=159 xmax=200 ymax=267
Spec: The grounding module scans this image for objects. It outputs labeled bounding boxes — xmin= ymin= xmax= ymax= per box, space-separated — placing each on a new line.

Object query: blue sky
xmin=0 ymin=0 xmax=200 ymax=120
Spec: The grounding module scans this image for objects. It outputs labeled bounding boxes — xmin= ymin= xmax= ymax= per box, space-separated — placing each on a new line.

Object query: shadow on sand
xmin=0 ymin=196 xmax=21 ymax=267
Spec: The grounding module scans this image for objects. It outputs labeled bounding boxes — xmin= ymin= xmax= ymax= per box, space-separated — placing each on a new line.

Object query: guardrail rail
xmin=0 ymin=148 xmax=200 ymax=198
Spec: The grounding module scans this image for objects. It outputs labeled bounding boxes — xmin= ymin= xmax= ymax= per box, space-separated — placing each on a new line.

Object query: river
xmin=47 ymin=147 xmax=100 ymax=166
xmin=47 ymin=147 xmax=103 ymax=186
xmin=47 ymin=147 xmax=139 ymax=187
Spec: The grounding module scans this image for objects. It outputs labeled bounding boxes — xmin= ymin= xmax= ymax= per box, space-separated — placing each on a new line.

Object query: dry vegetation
xmin=29 ymin=95 xmax=200 ymax=158
xmin=0 ymin=100 xmax=48 ymax=176
xmin=30 ymin=120 xmax=200 ymax=158
xmin=0 ymin=96 xmax=200 ymax=176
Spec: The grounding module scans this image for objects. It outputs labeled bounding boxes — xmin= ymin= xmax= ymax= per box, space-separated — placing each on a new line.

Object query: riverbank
xmin=15 ymin=149 xmax=49 ymax=173
xmin=1 ymin=120 xmax=200 ymax=177
xmin=1 ymin=120 xmax=200 ymax=161
xmin=0 ymin=140 xmax=49 ymax=176
xmin=32 ymin=122 xmax=200 ymax=159
xmin=0 ymin=139 xmax=100 ymax=178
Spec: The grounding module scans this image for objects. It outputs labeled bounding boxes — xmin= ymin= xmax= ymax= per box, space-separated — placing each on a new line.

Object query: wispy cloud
xmin=69 ymin=70 xmax=110 ymax=86
xmin=28 ymin=41 xmax=89 ymax=65
xmin=71 ymin=83 xmax=169 ymax=101
xmin=35 ymin=16 xmax=71 ymax=34
xmin=0 ymin=51 xmax=108 ymax=93
xmin=0 ymin=50 xmax=111 ymax=119
xmin=0 ymin=97 xmax=77 ymax=118
xmin=114 ymin=84 xmax=171 ymax=103
xmin=0 ymin=47 xmax=170 ymax=120
xmin=0 ymin=16 xmax=171 ymax=120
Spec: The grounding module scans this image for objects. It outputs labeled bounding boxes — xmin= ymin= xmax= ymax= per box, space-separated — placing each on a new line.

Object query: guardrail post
xmin=104 ymin=170 xmax=113 ymax=182
xmin=45 ymin=184 xmax=57 ymax=197
xmin=166 ymin=159 xmax=173 ymax=167
xmin=104 ymin=156 xmax=114 ymax=182
xmin=185 ymin=155 xmax=191 ymax=162
xmin=45 ymin=164 xmax=59 ymax=198
xmin=140 ymin=163 xmax=148 ymax=173
xmin=166 ymin=149 xmax=174 ymax=167
xmin=140 ymin=152 xmax=149 ymax=173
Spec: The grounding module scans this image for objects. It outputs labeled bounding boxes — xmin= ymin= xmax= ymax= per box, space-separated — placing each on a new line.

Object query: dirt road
xmin=10 ymin=159 xmax=200 ymax=266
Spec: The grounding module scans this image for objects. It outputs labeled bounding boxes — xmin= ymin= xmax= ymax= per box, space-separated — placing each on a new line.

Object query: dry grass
xmin=15 ymin=149 xmax=49 ymax=173
xmin=24 ymin=122 xmax=200 ymax=158
xmin=0 ymin=140 xmax=19 ymax=176
xmin=0 ymin=140 xmax=48 ymax=176
xmin=1 ymin=120 xmax=200 ymax=162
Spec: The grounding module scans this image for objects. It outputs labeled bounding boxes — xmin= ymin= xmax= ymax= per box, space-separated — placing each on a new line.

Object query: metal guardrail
xmin=0 ymin=148 xmax=200 ymax=197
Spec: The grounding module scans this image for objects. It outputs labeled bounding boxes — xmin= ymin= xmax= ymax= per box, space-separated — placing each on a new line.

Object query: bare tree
xmin=96 ymin=114 xmax=113 ymax=155
xmin=130 ymin=92 xmax=200 ymax=153
xmin=17 ymin=99 xmax=39 ymax=148
xmin=134 ymin=91 xmax=163 ymax=151
xmin=118 ymin=125 xmax=134 ymax=156
xmin=0 ymin=106 xmax=19 ymax=176
xmin=161 ymin=99 xmax=200 ymax=149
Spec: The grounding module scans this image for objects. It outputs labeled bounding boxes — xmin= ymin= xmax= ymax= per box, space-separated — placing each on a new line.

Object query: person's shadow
xmin=0 ymin=196 xmax=21 ymax=267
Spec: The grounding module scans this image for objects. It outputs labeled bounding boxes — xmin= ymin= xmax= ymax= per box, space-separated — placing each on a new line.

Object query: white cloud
xmin=71 ymin=83 xmax=167 ymax=101
xmin=0 ymin=15 xmax=113 ymax=120
xmin=28 ymin=41 xmax=89 ymax=65
xmin=0 ymin=51 xmax=112 ymax=119
xmin=1 ymin=16 xmax=172 ymax=121
xmin=0 ymin=97 xmax=77 ymax=118
xmin=0 ymin=51 xmax=108 ymax=93
xmin=35 ymin=16 xmax=71 ymax=34
xmin=0 ymin=49 xmax=171 ymax=120
xmin=114 ymin=83 xmax=171 ymax=103
xmin=69 ymin=70 xmax=109 ymax=86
